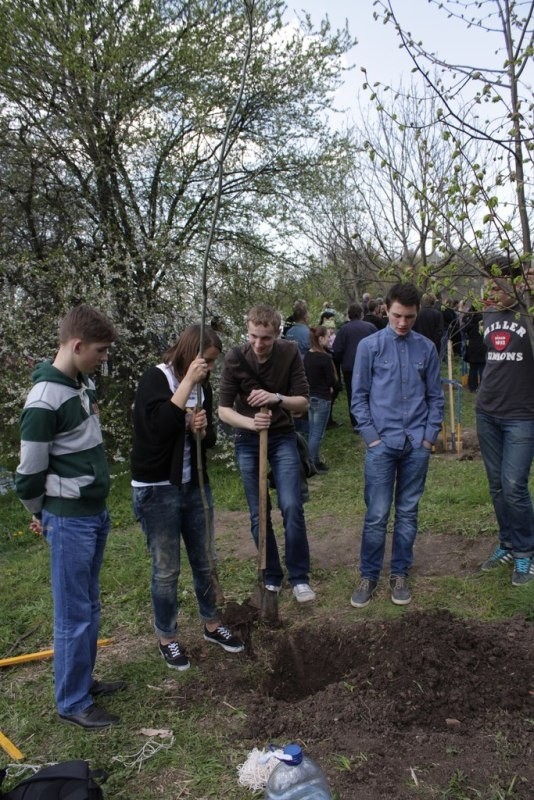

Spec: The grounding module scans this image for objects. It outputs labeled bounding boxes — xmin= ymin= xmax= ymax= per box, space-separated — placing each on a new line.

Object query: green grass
xmin=1 ymin=372 xmax=532 ymax=798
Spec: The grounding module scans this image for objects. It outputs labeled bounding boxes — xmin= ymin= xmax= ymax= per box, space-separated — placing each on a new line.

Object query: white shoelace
xmin=166 ymin=642 xmax=184 ymax=656
xmin=212 ymin=626 xmax=232 ymax=640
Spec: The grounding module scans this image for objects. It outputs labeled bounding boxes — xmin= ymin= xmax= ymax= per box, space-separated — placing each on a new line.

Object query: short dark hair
xmin=484 ymin=254 xmax=522 ymax=280
xmin=386 ymin=283 xmax=421 ymax=310
xmin=347 ymin=303 xmax=362 ymax=320
xmin=59 ymin=305 xmax=117 ymax=344
xmin=291 ymin=301 xmax=308 ymax=323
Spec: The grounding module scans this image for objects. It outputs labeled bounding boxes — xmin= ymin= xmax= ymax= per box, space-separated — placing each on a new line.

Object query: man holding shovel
xmin=218 ymin=304 xmax=316 ymax=604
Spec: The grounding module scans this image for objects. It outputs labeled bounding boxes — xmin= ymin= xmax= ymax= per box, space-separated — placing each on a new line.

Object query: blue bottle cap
xmin=283 ymin=744 xmax=303 ymax=765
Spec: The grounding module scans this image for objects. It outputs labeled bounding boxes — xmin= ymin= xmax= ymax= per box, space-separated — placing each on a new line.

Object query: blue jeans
xmin=476 ymin=413 xmax=534 ymax=556
xmin=308 ymin=396 xmax=331 ymax=464
xmin=293 ymin=415 xmax=309 ymax=439
xmin=42 ymin=509 xmax=110 ymax=716
xmin=132 ymin=483 xmax=218 ymax=639
xmin=234 ymin=430 xmax=310 ymax=586
xmin=360 ymin=440 xmax=431 ymax=580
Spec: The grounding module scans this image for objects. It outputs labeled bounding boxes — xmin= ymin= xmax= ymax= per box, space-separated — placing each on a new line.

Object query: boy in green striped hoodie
xmin=15 ymin=305 xmax=122 ymax=729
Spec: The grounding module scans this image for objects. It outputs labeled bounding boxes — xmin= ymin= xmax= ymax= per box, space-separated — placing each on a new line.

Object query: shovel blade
xmin=251 ymin=578 xmax=279 ymax=623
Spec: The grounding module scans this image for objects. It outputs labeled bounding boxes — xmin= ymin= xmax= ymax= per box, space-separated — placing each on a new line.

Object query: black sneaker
xmin=390 ymin=575 xmax=412 ymax=605
xmin=511 ymin=556 xmax=534 ymax=586
xmin=314 ymin=461 xmax=329 ymax=474
xmin=350 ymin=578 xmax=377 ymax=608
xmin=159 ymin=641 xmax=190 ymax=671
xmin=203 ymin=625 xmax=244 ymax=653
xmin=481 ymin=545 xmax=513 ymax=572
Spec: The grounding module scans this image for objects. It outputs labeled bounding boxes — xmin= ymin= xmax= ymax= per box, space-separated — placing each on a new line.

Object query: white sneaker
xmin=292 ymin=583 xmax=316 ymax=603
xmin=264 ymin=584 xmax=281 ymax=593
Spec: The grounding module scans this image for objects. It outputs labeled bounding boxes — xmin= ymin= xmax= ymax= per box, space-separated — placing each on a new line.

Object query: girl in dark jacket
xmin=131 ymin=325 xmax=242 ymax=671
xmin=303 ymin=325 xmax=338 ymax=472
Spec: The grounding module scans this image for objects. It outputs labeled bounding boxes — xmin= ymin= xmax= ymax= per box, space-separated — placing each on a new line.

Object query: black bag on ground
xmin=0 ymin=760 xmax=107 ymax=800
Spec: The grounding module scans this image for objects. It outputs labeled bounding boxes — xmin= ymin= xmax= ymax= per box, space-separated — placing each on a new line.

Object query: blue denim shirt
xmin=352 ymin=325 xmax=444 ymax=448
xmin=284 ymin=323 xmax=310 ymax=356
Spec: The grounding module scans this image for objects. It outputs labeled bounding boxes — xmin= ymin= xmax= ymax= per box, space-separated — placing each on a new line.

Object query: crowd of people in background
xmin=282 ymin=288 xmax=488 ymax=423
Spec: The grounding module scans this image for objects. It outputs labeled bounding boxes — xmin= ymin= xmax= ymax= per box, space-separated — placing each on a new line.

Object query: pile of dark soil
xmin=182 ymin=608 xmax=534 ymax=799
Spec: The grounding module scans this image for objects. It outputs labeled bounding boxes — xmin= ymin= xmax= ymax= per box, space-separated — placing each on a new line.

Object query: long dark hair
xmin=309 ymin=325 xmax=329 ymax=351
xmin=163 ymin=324 xmax=222 ymax=380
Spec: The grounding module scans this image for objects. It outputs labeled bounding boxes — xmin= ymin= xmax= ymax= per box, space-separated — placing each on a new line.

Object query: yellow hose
xmin=0 ymin=731 xmax=24 ymax=760
xmin=0 ymin=638 xmax=112 ymax=668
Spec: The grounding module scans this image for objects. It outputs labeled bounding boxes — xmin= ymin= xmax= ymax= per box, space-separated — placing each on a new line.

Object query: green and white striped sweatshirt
xmin=15 ymin=360 xmax=110 ymax=518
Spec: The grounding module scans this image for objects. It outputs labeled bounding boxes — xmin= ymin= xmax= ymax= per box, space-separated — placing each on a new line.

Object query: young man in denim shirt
xmin=350 ymin=283 xmax=444 ymax=607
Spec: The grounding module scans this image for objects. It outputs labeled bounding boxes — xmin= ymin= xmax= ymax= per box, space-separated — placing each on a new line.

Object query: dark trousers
xmin=468 ymin=362 xmax=485 ymax=392
xmin=329 ymin=381 xmax=341 ymax=423
xmin=342 ymin=369 xmax=356 ymax=428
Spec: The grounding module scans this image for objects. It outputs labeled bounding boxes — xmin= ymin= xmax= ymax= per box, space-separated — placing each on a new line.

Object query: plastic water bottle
xmin=264 ymin=744 xmax=333 ymax=800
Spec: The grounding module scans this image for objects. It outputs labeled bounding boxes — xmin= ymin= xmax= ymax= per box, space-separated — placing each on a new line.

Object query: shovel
xmin=251 ymin=410 xmax=279 ymax=622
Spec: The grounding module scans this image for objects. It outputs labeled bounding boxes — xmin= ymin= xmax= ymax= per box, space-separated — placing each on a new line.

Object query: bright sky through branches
xmin=286 ymin=1 xmax=530 ymax=122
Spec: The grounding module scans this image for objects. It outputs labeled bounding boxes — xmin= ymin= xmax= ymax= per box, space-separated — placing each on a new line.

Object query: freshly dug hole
xmin=258 ymin=611 xmax=532 ymax=726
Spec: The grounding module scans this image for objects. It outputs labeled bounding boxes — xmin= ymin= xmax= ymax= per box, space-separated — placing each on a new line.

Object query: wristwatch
xmin=274 ymin=393 xmax=284 ymax=405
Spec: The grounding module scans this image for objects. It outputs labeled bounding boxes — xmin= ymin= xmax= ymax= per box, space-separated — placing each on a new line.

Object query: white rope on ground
xmin=110 ymin=736 xmax=175 ymax=772
xmin=4 ymin=762 xmax=57 ymax=778
xmin=236 ymin=748 xmax=278 ymax=791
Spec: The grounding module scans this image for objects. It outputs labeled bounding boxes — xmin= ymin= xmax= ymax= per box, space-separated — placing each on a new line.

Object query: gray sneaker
xmin=481 ymin=545 xmax=514 ymax=572
xmin=511 ymin=557 xmax=534 ymax=586
xmin=390 ymin=575 xmax=412 ymax=605
xmin=350 ymin=578 xmax=377 ymax=608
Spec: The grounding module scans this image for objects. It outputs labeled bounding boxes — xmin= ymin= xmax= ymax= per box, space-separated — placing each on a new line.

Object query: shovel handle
xmin=258 ymin=407 xmax=269 ymax=572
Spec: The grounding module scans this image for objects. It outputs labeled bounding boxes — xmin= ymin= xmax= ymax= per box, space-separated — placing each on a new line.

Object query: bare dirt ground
xmin=144 ymin=505 xmax=534 ymax=800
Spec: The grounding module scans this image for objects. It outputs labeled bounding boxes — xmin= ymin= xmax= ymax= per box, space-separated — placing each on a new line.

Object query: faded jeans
xmin=476 ymin=413 xmax=534 ymax=556
xmin=307 ymin=396 xmax=331 ymax=465
xmin=235 ymin=430 xmax=310 ymax=587
xmin=360 ymin=439 xmax=431 ymax=580
xmin=42 ymin=509 xmax=110 ymax=716
xmin=133 ymin=483 xmax=219 ymax=639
